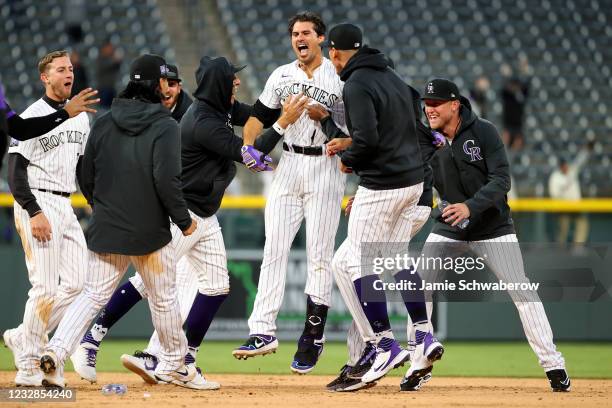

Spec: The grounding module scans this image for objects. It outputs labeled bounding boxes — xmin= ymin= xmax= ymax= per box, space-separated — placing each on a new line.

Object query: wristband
xmin=272 ymin=122 xmax=286 ymax=136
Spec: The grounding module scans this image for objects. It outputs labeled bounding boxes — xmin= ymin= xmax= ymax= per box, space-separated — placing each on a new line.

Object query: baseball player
xmin=327 ymin=85 xmax=445 ymax=392
xmin=232 ymin=11 xmax=348 ymax=374
xmin=163 ymin=64 xmax=193 ymax=121
xmin=4 ymin=51 xmax=91 ymax=387
xmin=325 ymin=23 xmax=427 ymax=384
xmin=0 ymin=81 xmax=98 ymax=170
xmin=69 ymin=57 xmax=302 ymax=388
xmin=413 ymin=78 xmax=570 ymax=392
xmin=39 ymin=54 xmax=199 ymax=389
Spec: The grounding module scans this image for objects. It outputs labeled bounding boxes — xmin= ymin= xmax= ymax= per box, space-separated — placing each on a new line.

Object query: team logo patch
xmin=463 ymin=139 xmax=483 ymax=162
xmin=427 ymin=82 xmax=434 ymax=94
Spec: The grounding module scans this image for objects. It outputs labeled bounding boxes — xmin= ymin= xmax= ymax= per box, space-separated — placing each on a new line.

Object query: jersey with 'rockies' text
xmin=8 ymin=98 xmax=89 ymax=193
xmin=258 ymin=57 xmax=348 ymax=146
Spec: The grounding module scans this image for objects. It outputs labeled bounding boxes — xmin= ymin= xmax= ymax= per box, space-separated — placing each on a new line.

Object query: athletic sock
xmin=394 ymin=267 xmax=428 ymax=324
xmin=185 ymin=293 xmax=228 ymax=348
xmin=354 ymin=275 xmax=391 ymax=334
xmin=82 ymin=281 xmax=143 ymax=348
xmin=184 ymin=346 xmax=198 ymax=365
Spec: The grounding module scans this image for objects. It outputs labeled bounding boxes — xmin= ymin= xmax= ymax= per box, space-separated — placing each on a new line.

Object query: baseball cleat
xmin=40 ymin=351 xmax=65 ymax=388
xmin=70 ymin=343 xmax=98 ymax=383
xmin=346 ymin=341 xmax=376 ymax=379
xmin=154 ymin=364 xmax=196 ymax=385
xmin=15 ymin=370 xmax=43 ymax=387
xmin=400 ymin=366 xmax=433 ymax=391
xmin=546 ymin=369 xmax=571 ymax=392
xmin=290 ymin=335 xmax=324 ymax=374
xmin=170 ymin=365 xmax=220 ymax=390
xmin=232 ymin=335 xmax=278 ymax=359
xmin=121 ymin=351 xmax=159 ymax=384
xmin=361 ymin=337 xmax=410 ymax=384
xmin=327 ymin=364 xmax=376 ymax=392
xmin=401 ymin=331 xmax=443 ymax=391
xmin=3 ymin=328 xmax=21 ymax=369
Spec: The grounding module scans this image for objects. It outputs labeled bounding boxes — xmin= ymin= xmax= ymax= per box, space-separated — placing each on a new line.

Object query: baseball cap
xmin=166 ymin=64 xmax=182 ymax=82
xmin=129 ymin=54 xmax=168 ymax=81
xmin=323 ymin=23 xmax=362 ymax=50
xmin=232 ymin=63 xmax=247 ymax=73
xmin=422 ymin=78 xmax=461 ymax=101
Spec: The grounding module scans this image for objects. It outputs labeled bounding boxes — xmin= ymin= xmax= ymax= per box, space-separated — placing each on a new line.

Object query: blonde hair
xmin=38 ymin=50 xmax=69 ymax=73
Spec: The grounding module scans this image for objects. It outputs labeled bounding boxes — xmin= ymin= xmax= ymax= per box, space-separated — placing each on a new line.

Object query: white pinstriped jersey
xmin=258 ymin=57 xmax=348 ymax=146
xmin=8 ymin=98 xmax=89 ymax=193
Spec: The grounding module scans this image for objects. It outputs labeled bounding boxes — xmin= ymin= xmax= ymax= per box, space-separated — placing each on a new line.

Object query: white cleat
xmin=40 ymin=351 xmax=66 ymax=388
xmin=70 ymin=343 xmax=98 ymax=383
xmin=171 ymin=365 xmax=220 ymax=390
xmin=15 ymin=370 xmax=43 ymax=387
xmin=120 ymin=351 xmax=159 ymax=385
xmin=154 ymin=364 xmax=196 ymax=385
xmin=3 ymin=328 xmax=21 ymax=369
xmin=361 ymin=338 xmax=410 ymax=384
xmin=400 ymin=331 xmax=444 ymax=391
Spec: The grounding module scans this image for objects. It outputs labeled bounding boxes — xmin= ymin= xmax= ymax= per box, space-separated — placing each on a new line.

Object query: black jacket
xmin=180 ymin=56 xmax=281 ymax=218
xmin=81 ymin=98 xmax=191 ymax=255
xmin=339 ymin=46 xmax=423 ymax=190
xmin=430 ymin=105 xmax=515 ymax=240
xmin=171 ymin=90 xmax=192 ymax=122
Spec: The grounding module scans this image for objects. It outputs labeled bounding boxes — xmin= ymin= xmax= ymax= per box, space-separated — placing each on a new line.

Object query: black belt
xmin=283 ymin=142 xmax=323 ymax=156
xmin=35 ymin=188 xmax=71 ymax=198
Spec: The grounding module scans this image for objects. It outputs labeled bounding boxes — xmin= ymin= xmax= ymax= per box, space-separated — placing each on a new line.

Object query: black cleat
xmin=546 ymin=369 xmax=571 ymax=392
xmin=346 ymin=341 xmax=376 ymax=379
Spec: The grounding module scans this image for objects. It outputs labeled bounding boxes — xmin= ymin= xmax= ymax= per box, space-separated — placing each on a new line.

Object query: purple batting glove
xmin=241 ymin=145 xmax=274 ymax=172
xmin=432 ymin=131 xmax=446 ymax=147
xmin=0 ymin=83 xmax=6 ymax=110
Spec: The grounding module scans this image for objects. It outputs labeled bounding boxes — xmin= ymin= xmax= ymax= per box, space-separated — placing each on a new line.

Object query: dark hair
xmin=117 ymin=80 xmax=162 ymax=104
xmin=287 ymin=12 xmax=326 ymax=36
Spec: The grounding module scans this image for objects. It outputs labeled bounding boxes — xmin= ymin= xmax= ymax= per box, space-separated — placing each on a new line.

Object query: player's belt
xmin=283 ymin=142 xmax=323 ymax=156
xmin=34 ymin=188 xmax=71 ymax=198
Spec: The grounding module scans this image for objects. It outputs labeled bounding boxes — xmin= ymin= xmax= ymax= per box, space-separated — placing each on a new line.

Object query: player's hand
xmin=339 ymin=160 xmax=353 ymax=174
xmin=64 ymin=88 xmax=99 ymax=117
xmin=30 ymin=212 xmax=52 ymax=242
xmin=182 ymin=219 xmax=197 ymax=236
xmin=306 ymin=102 xmax=329 ymax=122
xmin=327 ymin=137 xmax=352 ymax=156
xmin=345 ymin=196 xmax=355 ymax=217
xmin=241 ymin=145 xmax=273 ymax=172
xmin=442 ymin=203 xmax=470 ymax=227
xmin=277 ymin=93 xmax=308 ymax=128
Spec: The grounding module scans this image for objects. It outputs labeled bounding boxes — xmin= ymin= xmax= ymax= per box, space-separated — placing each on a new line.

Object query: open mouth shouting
xmin=297 ymin=43 xmax=309 ymax=57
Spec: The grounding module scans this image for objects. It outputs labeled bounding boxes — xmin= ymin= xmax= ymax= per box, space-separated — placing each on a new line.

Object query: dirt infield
xmin=1 ymin=372 xmax=610 ymax=408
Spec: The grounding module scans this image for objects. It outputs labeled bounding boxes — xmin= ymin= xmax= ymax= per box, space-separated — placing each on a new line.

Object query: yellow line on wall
xmin=1 ymin=193 xmax=612 ymax=212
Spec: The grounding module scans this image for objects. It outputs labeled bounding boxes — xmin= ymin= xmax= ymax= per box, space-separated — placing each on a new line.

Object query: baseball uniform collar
xmin=42 ymin=94 xmax=66 ymax=110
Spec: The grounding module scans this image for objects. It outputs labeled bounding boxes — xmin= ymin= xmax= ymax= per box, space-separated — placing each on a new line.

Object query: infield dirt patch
xmin=0 ymin=372 xmax=609 ymax=408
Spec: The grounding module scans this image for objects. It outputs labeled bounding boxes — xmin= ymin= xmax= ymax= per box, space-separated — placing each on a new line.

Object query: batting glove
xmin=241 ymin=145 xmax=273 ymax=172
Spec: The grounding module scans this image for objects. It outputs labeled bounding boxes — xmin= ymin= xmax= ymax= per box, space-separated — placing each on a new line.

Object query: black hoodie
xmin=81 ymin=98 xmax=191 ymax=255
xmin=429 ymin=104 xmax=515 ymax=240
xmin=171 ymin=90 xmax=193 ymax=122
xmin=180 ymin=56 xmax=282 ymax=218
xmin=339 ymin=46 xmax=423 ymax=190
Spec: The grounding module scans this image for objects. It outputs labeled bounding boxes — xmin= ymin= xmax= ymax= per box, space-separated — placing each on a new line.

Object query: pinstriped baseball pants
xmin=422 ymin=232 xmax=566 ymax=371
xmin=47 ymin=245 xmax=187 ymax=375
xmin=13 ymin=191 xmax=87 ymax=374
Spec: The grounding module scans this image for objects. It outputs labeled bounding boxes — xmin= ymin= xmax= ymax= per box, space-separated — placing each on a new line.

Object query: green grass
xmin=2 ymin=340 xmax=611 ymax=379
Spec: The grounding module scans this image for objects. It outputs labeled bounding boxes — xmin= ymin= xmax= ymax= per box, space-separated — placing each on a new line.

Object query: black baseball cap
xmin=166 ymin=64 xmax=182 ymax=82
xmin=129 ymin=54 xmax=168 ymax=81
xmin=232 ymin=63 xmax=247 ymax=73
xmin=422 ymin=78 xmax=460 ymax=101
xmin=323 ymin=23 xmax=362 ymax=50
